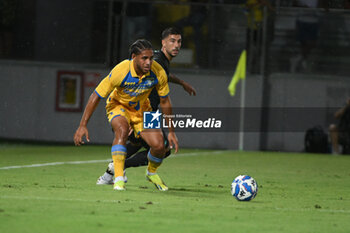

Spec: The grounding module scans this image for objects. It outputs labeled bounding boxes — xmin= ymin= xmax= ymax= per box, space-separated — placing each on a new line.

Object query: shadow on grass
xmin=164 ymin=186 xmax=228 ymax=198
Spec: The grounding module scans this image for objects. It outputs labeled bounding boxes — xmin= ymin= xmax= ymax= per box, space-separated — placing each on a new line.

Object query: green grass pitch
xmin=0 ymin=144 xmax=349 ymax=233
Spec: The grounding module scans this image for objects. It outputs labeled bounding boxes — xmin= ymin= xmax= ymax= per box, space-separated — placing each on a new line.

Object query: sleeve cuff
xmin=94 ymin=90 xmax=105 ymax=99
xmin=159 ymin=93 xmax=169 ymax=98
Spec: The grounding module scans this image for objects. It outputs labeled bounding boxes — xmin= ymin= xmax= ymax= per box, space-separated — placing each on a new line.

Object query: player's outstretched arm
xmin=169 ymin=73 xmax=196 ymax=96
xmin=159 ymin=96 xmax=179 ymax=153
xmin=74 ymin=92 xmax=101 ymax=146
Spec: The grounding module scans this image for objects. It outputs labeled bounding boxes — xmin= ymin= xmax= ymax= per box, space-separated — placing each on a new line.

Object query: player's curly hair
xmin=129 ymin=39 xmax=153 ymax=58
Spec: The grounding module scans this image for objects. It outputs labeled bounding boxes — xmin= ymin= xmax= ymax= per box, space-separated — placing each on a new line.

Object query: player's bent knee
xmin=112 ymin=124 xmax=129 ymax=144
xmin=151 ymin=142 xmax=166 ymax=155
xmin=114 ymin=131 xmax=128 ymax=144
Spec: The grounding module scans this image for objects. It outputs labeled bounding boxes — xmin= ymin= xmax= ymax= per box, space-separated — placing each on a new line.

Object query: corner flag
xmin=228 ymin=50 xmax=246 ymax=96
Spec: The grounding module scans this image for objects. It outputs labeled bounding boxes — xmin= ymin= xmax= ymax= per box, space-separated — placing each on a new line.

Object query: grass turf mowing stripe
xmin=0 ymin=150 xmax=227 ymax=170
xmin=1 ymin=195 xmax=349 ymax=214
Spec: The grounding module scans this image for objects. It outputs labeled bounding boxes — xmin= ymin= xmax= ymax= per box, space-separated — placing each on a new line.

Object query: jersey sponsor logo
xmin=122 ymin=78 xmax=156 ymax=97
xmin=124 ymin=81 xmax=136 ymax=86
xmin=123 ymin=88 xmax=145 ymax=97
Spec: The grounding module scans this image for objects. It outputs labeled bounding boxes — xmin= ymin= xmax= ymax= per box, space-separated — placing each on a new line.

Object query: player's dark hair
xmin=161 ymin=27 xmax=182 ymax=40
xmin=129 ymin=39 xmax=153 ymax=58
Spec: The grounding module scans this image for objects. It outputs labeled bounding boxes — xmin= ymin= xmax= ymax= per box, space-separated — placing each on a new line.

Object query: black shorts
xmin=128 ymin=129 xmax=169 ymax=150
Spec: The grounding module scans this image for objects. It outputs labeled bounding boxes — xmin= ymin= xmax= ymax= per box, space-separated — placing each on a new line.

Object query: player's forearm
xmin=160 ymin=97 xmax=175 ymax=133
xmin=169 ymin=73 xmax=184 ymax=85
xmin=79 ymin=92 xmax=100 ymax=127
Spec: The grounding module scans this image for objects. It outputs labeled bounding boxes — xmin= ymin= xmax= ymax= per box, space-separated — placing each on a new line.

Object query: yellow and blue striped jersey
xmin=95 ymin=59 xmax=169 ymax=111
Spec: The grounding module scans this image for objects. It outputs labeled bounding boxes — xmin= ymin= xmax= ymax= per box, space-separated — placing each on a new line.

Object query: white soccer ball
xmin=231 ymin=175 xmax=258 ymax=201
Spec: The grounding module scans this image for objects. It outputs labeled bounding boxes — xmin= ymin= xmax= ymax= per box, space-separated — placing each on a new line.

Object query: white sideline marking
xmin=0 ymin=159 xmax=111 ymax=170
xmin=0 ymin=150 xmax=227 ymax=170
xmin=0 ymin=195 xmax=349 ymax=214
xmin=0 ymin=195 xmax=122 ymax=204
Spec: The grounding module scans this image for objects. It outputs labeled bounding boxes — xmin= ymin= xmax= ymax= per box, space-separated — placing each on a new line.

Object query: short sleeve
xmin=156 ymin=68 xmax=170 ymax=98
xmin=94 ymin=61 xmax=127 ymax=98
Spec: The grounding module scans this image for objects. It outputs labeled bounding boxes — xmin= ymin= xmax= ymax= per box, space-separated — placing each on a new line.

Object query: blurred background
xmin=0 ymin=0 xmax=350 ymax=153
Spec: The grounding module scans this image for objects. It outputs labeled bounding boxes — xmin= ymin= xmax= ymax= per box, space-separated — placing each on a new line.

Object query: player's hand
xmin=167 ymin=132 xmax=179 ymax=153
xmin=128 ymin=127 xmax=133 ymax=136
xmin=74 ymin=126 xmax=90 ymax=146
xmin=182 ymin=82 xmax=196 ymax=96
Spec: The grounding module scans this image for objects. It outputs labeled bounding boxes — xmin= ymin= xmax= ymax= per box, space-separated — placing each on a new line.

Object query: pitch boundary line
xmin=0 ymin=195 xmax=123 ymax=204
xmin=0 ymin=150 xmax=227 ymax=170
xmin=0 ymin=159 xmax=111 ymax=170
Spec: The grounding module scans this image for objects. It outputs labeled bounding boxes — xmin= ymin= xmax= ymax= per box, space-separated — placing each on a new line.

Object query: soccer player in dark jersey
xmin=97 ymin=27 xmax=196 ymax=185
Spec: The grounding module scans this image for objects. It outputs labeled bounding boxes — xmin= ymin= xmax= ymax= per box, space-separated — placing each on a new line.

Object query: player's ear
xmin=131 ymin=53 xmax=136 ymax=59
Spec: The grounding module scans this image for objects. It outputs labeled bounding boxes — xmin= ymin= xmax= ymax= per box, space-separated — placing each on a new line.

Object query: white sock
xmin=147 ymin=170 xmax=156 ymax=176
xmin=114 ymin=176 xmax=124 ymax=182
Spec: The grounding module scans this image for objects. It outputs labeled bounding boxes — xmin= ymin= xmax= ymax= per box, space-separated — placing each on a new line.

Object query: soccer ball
xmin=231 ymin=175 xmax=258 ymax=201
